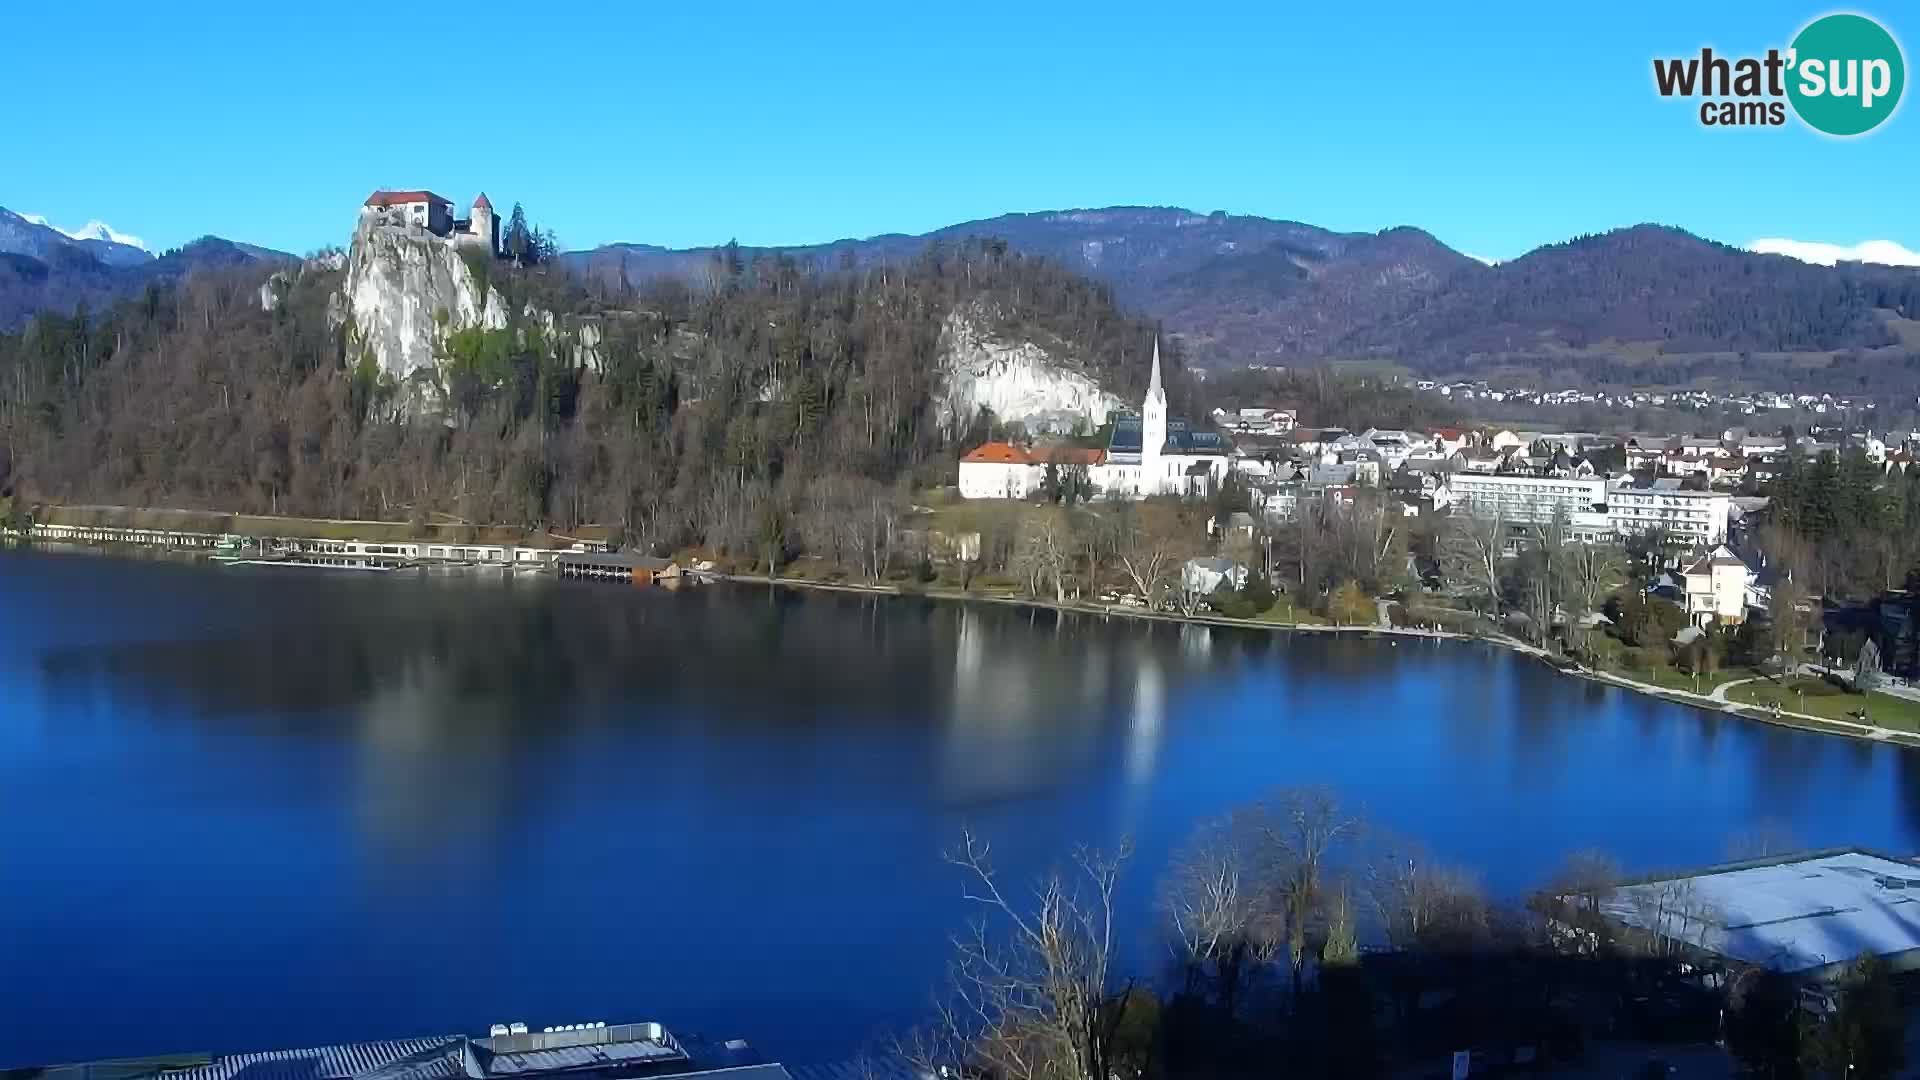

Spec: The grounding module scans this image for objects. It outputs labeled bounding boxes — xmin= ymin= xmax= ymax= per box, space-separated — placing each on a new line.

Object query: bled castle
xmin=359 ymin=190 xmax=500 ymax=255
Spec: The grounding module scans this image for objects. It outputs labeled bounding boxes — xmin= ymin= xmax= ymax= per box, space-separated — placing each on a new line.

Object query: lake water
xmin=5 ymin=550 xmax=1920 ymax=1068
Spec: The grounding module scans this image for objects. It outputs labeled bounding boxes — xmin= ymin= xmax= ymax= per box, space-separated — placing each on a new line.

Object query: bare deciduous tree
xmin=1364 ymin=836 xmax=1491 ymax=952
xmin=1247 ymin=786 xmax=1362 ymax=994
xmin=1112 ymin=500 xmax=1194 ymax=608
xmin=1535 ymin=849 xmax=1622 ymax=954
xmin=1441 ymin=501 xmax=1505 ymax=612
xmin=1160 ymin=813 xmax=1277 ymax=1012
xmin=911 ymin=829 xmax=1136 ymax=1080
xmin=1012 ymin=506 xmax=1073 ymax=602
xmin=1625 ymin=875 xmax=1723 ymax=960
xmin=1565 ymin=538 xmax=1628 ymax=650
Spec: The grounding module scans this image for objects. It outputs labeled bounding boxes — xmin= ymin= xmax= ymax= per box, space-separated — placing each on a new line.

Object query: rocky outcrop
xmin=935 ymin=308 xmax=1124 ymax=436
xmin=523 ymin=305 xmax=605 ymax=373
xmin=258 ymin=251 xmax=345 ymax=313
xmin=339 ymin=221 xmax=507 ymax=382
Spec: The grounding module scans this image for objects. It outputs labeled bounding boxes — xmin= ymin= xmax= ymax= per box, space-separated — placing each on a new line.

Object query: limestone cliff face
xmin=259 ymin=250 xmax=345 ymax=312
xmin=523 ymin=305 xmax=605 ymax=373
xmin=936 ymin=308 xmax=1125 ymax=436
xmin=340 ymin=221 xmax=507 ymax=382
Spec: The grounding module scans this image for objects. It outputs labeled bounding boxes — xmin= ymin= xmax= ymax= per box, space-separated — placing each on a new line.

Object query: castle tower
xmin=1141 ymin=337 xmax=1167 ymax=495
xmin=471 ymin=193 xmax=498 ymax=256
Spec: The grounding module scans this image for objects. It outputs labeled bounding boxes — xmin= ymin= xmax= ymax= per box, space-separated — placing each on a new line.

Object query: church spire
xmin=1147 ymin=337 xmax=1164 ymax=400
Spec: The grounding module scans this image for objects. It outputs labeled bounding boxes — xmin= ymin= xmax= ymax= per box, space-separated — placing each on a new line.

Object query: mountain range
xmin=6 ymin=202 xmax=1918 ymax=392
xmin=0 ymin=207 xmax=293 ymax=329
xmin=568 ymin=207 xmax=1920 ymax=387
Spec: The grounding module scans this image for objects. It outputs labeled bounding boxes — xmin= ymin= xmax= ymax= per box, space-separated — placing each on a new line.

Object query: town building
xmin=1681 ymin=545 xmax=1752 ymax=625
xmin=958 ymin=441 xmax=1040 ymax=499
xmin=65 ymin=1020 xmax=795 ymax=1080
xmin=1183 ymin=555 xmax=1248 ymax=595
xmin=1596 ymin=849 xmax=1920 ymax=981
xmin=361 ymin=190 xmax=499 ymax=254
xmin=955 ymin=340 xmax=1232 ymax=500
xmin=1447 ymin=473 xmax=1606 ymax=526
xmin=1092 ymin=341 xmax=1234 ymax=498
xmin=1605 ymin=478 xmax=1730 ymax=545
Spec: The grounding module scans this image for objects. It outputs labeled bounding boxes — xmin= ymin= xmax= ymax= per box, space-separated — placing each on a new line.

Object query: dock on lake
xmin=555 ymin=552 xmax=682 ymax=585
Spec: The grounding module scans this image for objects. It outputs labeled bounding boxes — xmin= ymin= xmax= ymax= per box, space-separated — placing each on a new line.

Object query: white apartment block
xmin=1606 ymin=480 xmax=1729 ymax=545
xmin=1447 ymin=474 xmax=1730 ymax=546
xmin=1448 ymin=473 xmax=1606 ymax=526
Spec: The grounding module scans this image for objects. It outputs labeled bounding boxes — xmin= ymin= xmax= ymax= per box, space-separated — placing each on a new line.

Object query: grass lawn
xmin=1254 ymin=601 xmax=1326 ymax=626
xmin=1727 ymin=680 xmax=1920 ymax=733
xmin=1627 ymin=664 xmax=1759 ymax=696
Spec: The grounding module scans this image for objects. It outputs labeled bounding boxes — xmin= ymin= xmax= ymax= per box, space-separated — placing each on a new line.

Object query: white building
xmin=1448 ymin=473 xmax=1606 ymax=526
xmin=1606 ymin=478 xmax=1730 ymax=545
xmin=1681 ymin=545 xmax=1752 ymax=626
xmin=958 ymin=340 xmax=1234 ymax=501
xmin=957 ymin=442 xmax=1039 ymax=499
xmin=1598 ymin=849 xmax=1920 ymax=981
xmin=1183 ymin=556 xmax=1247 ymax=596
xmin=360 ymin=189 xmax=500 ymax=254
xmin=1087 ymin=341 xmax=1235 ymax=498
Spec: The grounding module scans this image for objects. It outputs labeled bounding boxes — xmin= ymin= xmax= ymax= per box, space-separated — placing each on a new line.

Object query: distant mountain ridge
xmin=565 ymin=207 xmax=1479 ymax=364
xmin=567 ymin=207 xmax=1920 ymax=385
xmin=0 ymin=207 xmax=295 ymax=329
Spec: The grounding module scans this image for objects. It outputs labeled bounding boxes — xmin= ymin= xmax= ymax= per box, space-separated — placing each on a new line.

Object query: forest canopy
xmin=0 ymin=239 xmax=1186 ymax=557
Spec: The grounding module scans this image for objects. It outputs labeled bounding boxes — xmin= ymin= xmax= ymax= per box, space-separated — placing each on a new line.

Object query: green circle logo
xmin=1787 ymin=13 xmax=1906 ymax=136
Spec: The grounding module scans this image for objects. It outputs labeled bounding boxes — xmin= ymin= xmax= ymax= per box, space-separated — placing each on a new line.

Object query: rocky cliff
xmin=339 ymin=221 xmax=507 ymax=383
xmin=936 ymin=309 xmax=1126 ymax=436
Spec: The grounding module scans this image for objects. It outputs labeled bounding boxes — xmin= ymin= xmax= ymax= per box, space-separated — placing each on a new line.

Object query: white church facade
xmin=957 ymin=340 xmax=1236 ymax=501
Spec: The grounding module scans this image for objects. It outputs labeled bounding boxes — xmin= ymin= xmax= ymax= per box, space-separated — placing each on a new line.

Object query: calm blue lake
xmin=4 ymin=550 xmax=1918 ymax=1067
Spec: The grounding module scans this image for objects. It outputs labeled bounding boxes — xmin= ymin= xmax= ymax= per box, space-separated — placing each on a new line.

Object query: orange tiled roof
xmin=961 ymin=442 xmax=1031 ymax=465
xmin=1033 ymin=446 xmax=1106 ymax=466
xmin=364 ymin=189 xmax=452 ymax=208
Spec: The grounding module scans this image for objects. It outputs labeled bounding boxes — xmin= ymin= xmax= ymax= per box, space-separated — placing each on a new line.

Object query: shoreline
xmin=715 ymin=571 xmax=1920 ymax=750
xmin=14 ymin=538 xmax=1911 ymax=750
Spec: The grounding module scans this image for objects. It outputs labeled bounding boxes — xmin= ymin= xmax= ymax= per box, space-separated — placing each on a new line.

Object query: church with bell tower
xmin=955 ymin=335 xmax=1236 ymax=501
xmin=1140 ymin=338 xmax=1168 ymax=492
xmin=1091 ymin=336 xmax=1232 ymax=499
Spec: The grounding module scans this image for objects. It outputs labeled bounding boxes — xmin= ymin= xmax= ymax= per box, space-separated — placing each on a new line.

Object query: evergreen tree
xmin=506 ymin=203 xmax=531 ymax=265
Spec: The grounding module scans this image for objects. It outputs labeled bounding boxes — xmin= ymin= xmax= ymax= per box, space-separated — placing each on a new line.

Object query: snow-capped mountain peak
xmin=21 ymin=213 xmax=149 ymax=252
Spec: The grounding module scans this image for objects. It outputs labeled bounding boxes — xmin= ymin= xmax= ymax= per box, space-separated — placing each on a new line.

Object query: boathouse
xmin=555 ymin=552 xmax=681 ymax=584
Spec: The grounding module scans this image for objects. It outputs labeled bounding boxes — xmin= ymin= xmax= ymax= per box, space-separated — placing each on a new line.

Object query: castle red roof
xmin=364 ymin=189 xmax=452 ymax=208
xmin=473 ymin=192 xmax=493 ymax=211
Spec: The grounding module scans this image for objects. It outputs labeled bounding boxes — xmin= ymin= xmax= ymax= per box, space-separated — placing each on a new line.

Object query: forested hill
xmin=0 ymin=204 xmax=296 ymax=331
xmin=566 ymin=207 xmax=1480 ymax=368
xmin=570 ymin=210 xmax=1920 ymax=387
xmin=1334 ymin=226 xmax=1920 ymax=377
xmin=0 ymin=240 xmax=1177 ymax=551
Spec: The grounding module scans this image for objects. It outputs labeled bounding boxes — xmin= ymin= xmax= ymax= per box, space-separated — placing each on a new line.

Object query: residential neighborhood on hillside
xmin=1411 ymin=378 xmax=1884 ymax=417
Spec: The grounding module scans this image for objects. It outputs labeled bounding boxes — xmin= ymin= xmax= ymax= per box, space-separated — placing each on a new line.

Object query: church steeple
xmin=1140 ymin=336 xmax=1168 ymax=493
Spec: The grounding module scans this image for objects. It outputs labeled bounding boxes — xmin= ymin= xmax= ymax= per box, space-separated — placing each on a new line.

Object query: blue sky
xmin=6 ymin=0 xmax=1914 ymax=261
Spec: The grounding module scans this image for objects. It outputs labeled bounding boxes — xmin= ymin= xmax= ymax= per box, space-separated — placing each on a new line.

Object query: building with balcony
xmin=1606 ymin=478 xmax=1730 ymax=545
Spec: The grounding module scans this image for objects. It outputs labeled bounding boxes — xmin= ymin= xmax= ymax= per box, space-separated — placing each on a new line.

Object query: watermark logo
xmin=1653 ymin=12 xmax=1905 ymax=135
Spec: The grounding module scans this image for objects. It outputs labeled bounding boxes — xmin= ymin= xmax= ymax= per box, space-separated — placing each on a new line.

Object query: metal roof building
xmin=1600 ymin=848 xmax=1920 ymax=980
xmin=80 ymin=1022 xmax=791 ymax=1080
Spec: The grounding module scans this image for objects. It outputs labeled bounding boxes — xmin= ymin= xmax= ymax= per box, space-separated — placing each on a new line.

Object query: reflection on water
xmin=4 ymin=550 xmax=1920 ymax=1068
